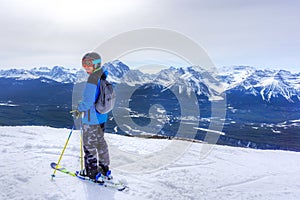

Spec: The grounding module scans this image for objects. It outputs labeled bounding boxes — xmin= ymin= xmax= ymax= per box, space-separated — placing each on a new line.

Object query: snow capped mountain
xmin=218 ymin=66 xmax=300 ymax=102
xmin=253 ymin=70 xmax=299 ymax=102
xmin=217 ymin=66 xmax=256 ymax=89
xmin=118 ymin=69 xmax=155 ymax=86
xmin=112 ymin=64 xmax=300 ymax=103
xmin=103 ymin=60 xmax=130 ymax=79
xmin=1 ymin=63 xmax=299 ymax=103
xmin=0 ymin=66 xmax=78 ymax=83
xmin=149 ymin=66 xmax=224 ymax=100
xmin=103 ymin=61 xmax=154 ymax=85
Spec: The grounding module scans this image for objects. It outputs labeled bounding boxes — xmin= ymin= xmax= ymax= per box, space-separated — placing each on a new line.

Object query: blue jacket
xmin=78 ymin=68 xmax=108 ymax=125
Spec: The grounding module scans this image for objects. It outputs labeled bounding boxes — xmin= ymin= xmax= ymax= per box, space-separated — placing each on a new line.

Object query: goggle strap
xmin=92 ymin=58 xmax=101 ymax=65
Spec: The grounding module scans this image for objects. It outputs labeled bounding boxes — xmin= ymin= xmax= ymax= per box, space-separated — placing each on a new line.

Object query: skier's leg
xmin=82 ymin=124 xmax=99 ymax=179
xmin=96 ymin=123 xmax=110 ymax=175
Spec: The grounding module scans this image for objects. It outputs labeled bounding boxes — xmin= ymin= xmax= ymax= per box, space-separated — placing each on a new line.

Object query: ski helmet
xmin=82 ymin=52 xmax=102 ymax=69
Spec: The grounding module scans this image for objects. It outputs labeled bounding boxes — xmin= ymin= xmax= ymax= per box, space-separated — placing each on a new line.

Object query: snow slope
xmin=0 ymin=126 xmax=300 ymax=200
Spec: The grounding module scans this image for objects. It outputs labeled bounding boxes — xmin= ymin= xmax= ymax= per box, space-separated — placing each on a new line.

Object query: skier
xmin=76 ymin=52 xmax=111 ymax=181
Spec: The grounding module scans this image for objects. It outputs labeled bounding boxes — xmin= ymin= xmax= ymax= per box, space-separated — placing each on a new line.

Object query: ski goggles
xmin=82 ymin=58 xmax=101 ymax=67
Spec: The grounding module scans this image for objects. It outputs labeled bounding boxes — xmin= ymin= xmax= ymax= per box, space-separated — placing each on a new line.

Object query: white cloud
xmin=0 ymin=0 xmax=299 ymax=72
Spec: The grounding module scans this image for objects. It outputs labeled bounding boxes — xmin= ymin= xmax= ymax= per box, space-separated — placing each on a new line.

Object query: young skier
xmin=77 ymin=52 xmax=111 ymax=181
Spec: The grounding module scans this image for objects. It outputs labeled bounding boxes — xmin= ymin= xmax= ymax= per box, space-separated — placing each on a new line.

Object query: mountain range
xmin=1 ymin=61 xmax=299 ymax=104
xmin=1 ymin=62 xmax=300 ymax=151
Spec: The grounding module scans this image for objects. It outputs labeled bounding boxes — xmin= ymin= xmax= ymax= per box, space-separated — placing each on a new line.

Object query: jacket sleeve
xmin=77 ymin=74 xmax=98 ymax=112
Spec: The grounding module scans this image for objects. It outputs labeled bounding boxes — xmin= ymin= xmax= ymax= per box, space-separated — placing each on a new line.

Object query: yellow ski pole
xmin=80 ymin=128 xmax=83 ymax=171
xmin=51 ymin=126 xmax=74 ymax=179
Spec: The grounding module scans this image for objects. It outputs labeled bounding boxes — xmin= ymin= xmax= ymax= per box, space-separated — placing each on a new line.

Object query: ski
xmin=50 ymin=162 xmax=128 ymax=191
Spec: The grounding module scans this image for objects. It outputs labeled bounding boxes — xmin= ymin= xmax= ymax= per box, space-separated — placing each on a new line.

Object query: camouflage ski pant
xmin=82 ymin=123 xmax=110 ymax=172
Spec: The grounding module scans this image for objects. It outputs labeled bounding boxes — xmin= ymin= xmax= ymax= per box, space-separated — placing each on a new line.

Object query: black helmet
xmin=82 ymin=52 xmax=102 ymax=68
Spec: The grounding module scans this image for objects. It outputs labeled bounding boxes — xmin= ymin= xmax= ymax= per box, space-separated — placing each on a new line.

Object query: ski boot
xmin=76 ymin=167 xmax=99 ymax=182
xmin=96 ymin=165 xmax=113 ymax=181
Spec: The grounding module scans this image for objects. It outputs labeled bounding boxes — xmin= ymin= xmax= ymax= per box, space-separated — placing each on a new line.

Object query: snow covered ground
xmin=0 ymin=126 xmax=299 ymax=200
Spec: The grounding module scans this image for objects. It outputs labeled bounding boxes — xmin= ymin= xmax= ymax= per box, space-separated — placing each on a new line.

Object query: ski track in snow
xmin=0 ymin=126 xmax=300 ymax=200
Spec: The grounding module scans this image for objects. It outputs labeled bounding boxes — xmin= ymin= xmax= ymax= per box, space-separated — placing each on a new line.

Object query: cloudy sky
xmin=0 ymin=0 xmax=299 ymax=72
